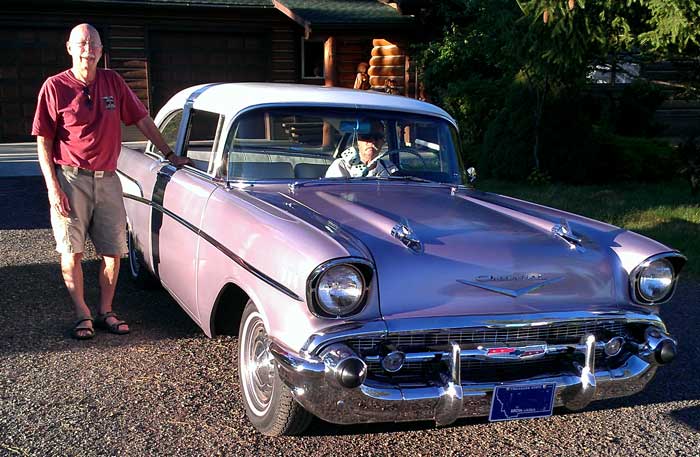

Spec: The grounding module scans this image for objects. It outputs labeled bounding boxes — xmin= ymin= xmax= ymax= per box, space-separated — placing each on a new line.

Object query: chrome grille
xmin=347 ymin=320 xmax=627 ymax=354
xmin=346 ymin=320 xmax=628 ymax=383
xmin=366 ymin=351 xmax=607 ymax=383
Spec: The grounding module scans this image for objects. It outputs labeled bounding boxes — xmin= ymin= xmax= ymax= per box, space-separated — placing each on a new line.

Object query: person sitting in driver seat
xmin=325 ymin=120 xmax=397 ymax=178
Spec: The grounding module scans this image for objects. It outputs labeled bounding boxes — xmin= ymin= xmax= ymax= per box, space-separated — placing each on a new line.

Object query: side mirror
xmin=467 ymin=167 xmax=477 ymax=184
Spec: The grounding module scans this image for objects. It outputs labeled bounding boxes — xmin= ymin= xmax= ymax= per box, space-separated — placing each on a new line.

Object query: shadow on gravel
xmin=0 ymin=259 xmax=202 ymax=356
xmin=304 ymin=416 xmax=486 ymax=437
xmin=0 ymin=177 xmax=50 ymax=229
xmin=668 ymin=405 xmax=700 ymax=432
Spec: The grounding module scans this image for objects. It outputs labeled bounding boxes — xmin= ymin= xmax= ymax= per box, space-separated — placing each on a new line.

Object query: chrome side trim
xmin=116 ymin=170 xmax=144 ymax=198
xmin=122 ymin=193 xmax=301 ymax=301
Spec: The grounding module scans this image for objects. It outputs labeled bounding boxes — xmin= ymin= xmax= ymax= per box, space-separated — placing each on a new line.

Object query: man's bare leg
xmin=98 ymin=255 xmax=129 ymax=332
xmin=60 ymin=252 xmax=93 ymax=337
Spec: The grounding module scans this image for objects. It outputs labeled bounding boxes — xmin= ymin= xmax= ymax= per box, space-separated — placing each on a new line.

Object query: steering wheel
xmin=370 ymin=147 xmax=429 ymax=169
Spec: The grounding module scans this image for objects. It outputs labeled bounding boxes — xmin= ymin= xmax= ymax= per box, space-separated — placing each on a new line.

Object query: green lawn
xmin=479 ymin=180 xmax=700 ymax=277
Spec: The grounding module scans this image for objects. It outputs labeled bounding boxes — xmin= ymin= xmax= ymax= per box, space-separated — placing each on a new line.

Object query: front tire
xmin=238 ymin=300 xmax=312 ymax=436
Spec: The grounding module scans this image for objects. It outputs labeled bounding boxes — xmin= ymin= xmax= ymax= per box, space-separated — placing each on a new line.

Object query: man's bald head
xmin=68 ymin=23 xmax=102 ymax=46
xmin=66 ymin=23 xmax=103 ymax=83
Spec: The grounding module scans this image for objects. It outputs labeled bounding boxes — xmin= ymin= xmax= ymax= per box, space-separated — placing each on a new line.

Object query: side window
xmin=153 ymin=110 xmax=183 ymax=156
xmin=185 ymin=109 xmax=223 ymax=173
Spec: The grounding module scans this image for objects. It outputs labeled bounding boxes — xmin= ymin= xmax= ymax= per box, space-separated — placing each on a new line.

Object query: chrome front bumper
xmin=270 ymin=329 xmax=675 ymax=426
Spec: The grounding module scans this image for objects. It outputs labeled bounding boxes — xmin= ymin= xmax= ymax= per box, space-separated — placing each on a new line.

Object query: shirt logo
xmin=102 ymin=96 xmax=116 ymax=110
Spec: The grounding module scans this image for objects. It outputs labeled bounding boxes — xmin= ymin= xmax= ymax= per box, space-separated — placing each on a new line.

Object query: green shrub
xmin=615 ymin=80 xmax=666 ymax=136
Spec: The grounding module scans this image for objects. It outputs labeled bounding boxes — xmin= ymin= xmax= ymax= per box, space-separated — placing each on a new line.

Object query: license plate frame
xmin=489 ymin=382 xmax=556 ymax=422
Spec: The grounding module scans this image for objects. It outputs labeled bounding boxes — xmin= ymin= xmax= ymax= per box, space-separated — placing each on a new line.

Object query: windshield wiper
xmin=383 ymin=175 xmax=435 ymax=183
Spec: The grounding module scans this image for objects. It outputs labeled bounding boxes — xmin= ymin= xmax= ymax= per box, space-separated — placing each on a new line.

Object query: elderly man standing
xmin=32 ymin=23 xmax=187 ymax=339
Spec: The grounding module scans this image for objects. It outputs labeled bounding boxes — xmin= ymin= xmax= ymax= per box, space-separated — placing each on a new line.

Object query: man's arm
xmin=37 ymin=135 xmax=70 ymax=217
xmin=134 ymin=116 xmax=189 ymax=167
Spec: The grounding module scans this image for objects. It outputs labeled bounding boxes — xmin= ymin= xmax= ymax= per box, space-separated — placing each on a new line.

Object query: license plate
xmin=489 ymin=383 xmax=556 ymax=422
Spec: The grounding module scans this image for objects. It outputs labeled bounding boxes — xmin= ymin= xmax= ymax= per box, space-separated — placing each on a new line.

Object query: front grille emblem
xmin=481 ymin=344 xmax=548 ymax=360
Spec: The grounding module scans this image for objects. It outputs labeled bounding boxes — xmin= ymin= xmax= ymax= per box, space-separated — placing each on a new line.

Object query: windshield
xmin=224 ymin=107 xmax=466 ymax=184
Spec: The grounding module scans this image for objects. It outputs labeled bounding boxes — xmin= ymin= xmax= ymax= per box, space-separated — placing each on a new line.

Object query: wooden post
xmin=324 ymin=37 xmax=337 ymax=87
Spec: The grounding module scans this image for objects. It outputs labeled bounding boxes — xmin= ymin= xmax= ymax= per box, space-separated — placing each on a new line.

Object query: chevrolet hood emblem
xmin=457 ymin=276 xmax=564 ymax=298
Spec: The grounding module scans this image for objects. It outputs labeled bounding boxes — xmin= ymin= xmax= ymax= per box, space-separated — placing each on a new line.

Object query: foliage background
xmin=414 ymin=0 xmax=700 ymax=184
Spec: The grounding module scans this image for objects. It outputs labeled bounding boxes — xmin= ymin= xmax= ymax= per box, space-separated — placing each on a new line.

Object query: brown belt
xmin=57 ymin=165 xmax=115 ymax=178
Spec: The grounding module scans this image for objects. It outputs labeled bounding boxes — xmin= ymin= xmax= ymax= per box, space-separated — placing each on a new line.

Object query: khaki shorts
xmin=51 ymin=166 xmax=127 ymax=255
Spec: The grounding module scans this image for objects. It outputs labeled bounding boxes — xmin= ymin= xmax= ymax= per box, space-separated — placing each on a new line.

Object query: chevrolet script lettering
xmin=476 ymin=273 xmax=547 ymax=282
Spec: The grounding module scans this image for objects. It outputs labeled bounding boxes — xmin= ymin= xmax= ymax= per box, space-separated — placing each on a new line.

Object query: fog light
xmin=381 ymin=351 xmax=405 ymax=373
xmin=604 ymin=336 xmax=625 ymax=357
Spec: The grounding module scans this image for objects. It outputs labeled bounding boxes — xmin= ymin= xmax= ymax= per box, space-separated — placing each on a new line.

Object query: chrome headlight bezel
xmin=630 ymin=252 xmax=686 ymax=305
xmin=306 ymin=258 xmax=374 ymax=318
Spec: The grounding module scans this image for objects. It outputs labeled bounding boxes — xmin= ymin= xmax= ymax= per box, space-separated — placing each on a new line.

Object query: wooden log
xmin=369 ymin=76 xmax=404 ymax=86
xmin=372 ymin=39 xmax=395 ymax=47
xmin=370 ymin=85 xmax=405 ymax=92
xmin=126 ymin=80 xmax=148 ymax=89
xmin=324 ymin=37 xmax=337 ymax=87
xmin=368 ymin=65 xmax=404 ymax=77
xmin=115 ymin=59 xmax=147 ymax=68
xmin=120 ymin=69 xmax=148 ymax=79
xmin=369 ymin=55 xmax=405 ymax=66
xmin=371 ymin=45 xmax=401 ymax=57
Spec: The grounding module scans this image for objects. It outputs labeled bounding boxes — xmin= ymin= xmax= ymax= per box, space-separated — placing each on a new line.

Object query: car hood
xmin=257 ymin=182 xmax=634 ymax=319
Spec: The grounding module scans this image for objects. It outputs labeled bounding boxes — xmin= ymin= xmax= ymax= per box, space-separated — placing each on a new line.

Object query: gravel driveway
xmin=1 ymin=176 xmax=698 ymax=456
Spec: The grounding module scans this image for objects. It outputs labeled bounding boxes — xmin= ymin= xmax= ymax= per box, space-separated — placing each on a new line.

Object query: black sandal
xmin=72 ymin=318 xmax=95 ymax=340
xmin=96 ymin=312 xmax=130 ymax=335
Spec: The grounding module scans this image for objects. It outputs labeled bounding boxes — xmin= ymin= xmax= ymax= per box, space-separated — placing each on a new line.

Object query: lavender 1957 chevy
xmin=117 ymin=83 xmax=684 ymax=436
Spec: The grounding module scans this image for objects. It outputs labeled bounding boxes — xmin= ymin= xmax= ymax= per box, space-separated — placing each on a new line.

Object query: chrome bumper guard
xmin=270 ymin=330 xmax=676 ymax=426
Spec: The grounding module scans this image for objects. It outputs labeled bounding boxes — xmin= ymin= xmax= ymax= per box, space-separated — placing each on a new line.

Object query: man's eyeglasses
xmin=82 ymin=86 xmax=92 ymax=109
xmin=358 ymin=133 xmax=384 ymax=142
xmin=69 ymin=41 xmax=102 ymax=50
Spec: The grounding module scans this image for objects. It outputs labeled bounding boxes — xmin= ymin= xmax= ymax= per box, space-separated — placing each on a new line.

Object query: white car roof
xmin=154 ymin=83 xmax=456 ymax=126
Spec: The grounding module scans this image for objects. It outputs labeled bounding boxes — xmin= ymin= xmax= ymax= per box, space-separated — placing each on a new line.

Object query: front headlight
xmin=631 ymin=253 xmax=685 ymax=304
xmin=307 ymin=259 xmax=373 ymax=318
xmin=638 ymin=259 xmax=674 ymax=302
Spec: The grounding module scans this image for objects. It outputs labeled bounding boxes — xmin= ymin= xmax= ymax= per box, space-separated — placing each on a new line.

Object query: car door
xmin=150 ymin=109 xmax=222 ymax=324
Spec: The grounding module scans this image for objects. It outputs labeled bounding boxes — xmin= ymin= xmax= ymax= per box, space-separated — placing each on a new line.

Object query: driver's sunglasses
xmin=358 ymin=133 xmax=384 ymax=142
xmin=82 ymin=86 xmax=92 ymax=109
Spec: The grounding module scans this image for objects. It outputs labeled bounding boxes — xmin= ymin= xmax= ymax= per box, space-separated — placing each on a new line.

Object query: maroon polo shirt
xmin=32 ymin=68 xmax=148 ymax=171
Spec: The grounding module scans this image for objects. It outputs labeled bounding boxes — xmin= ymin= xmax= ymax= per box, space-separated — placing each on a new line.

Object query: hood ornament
xmin=458 ymin=275 xmax=564 ymax=298
xmin=552 ymin=218 xmax=584 ymax=252
xmin=391 ymin=221 xmax=422 ymax=253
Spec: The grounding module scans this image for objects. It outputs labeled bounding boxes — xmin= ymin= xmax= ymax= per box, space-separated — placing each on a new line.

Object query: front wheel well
xmin=210 ymin=283 xmax=249 ymax=337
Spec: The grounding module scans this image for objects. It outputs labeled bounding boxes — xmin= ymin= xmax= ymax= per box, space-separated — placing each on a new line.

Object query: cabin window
xmin=302 ymin=39 xmax=324 ymax=79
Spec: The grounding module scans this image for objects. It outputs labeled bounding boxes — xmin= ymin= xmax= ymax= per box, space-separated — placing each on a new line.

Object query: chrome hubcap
xmin=241 ymin=311 xmax=275 ymax=416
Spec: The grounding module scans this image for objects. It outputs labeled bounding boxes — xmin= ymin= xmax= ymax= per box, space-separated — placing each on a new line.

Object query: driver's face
xmin=357 ymin=132 xmax=385 ymax=164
